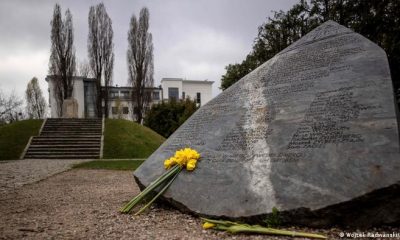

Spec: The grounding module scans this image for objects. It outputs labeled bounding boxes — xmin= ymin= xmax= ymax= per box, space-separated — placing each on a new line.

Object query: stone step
xmin=22 ymin=118 xmax=103 ymax=159
xmin=32 ymin=137 xmax=101 ymax=140
xmin=24 ymin=150 xmax=99 ymax=154
xmin=31 ymin=141 xmax=100 ymax=146
xmin=28 ymin=145 xmax=100 ymax=149
xmin=42 ymin=126 xmax=102 ymax=129
xmin=26 ymin=149 xmax=100 ymax=154
xmin=45 ymin=124 xmax=101 ymax=128
xmin=40 ymin=131 xmax=102 ymax=135
xmin=24 ymin=155 xmax=99 ymax=159
xmin=31 ymin=142 xmax=100 ymax=148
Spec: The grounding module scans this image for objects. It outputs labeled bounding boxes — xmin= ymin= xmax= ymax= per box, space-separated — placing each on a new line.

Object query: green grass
xmin=73 ymin=160 xmax=144 ymax=170
xmin=0 ymin=119 xmax=43 ymax=160
xmin=103 ymin=119 xmax=165 ymax=159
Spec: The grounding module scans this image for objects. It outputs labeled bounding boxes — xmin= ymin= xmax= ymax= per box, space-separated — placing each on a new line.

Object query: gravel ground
xmin=0 ymin=159 xmax=89 ymax=194
xmin=0 ymin=168 xmax=398 ymax=239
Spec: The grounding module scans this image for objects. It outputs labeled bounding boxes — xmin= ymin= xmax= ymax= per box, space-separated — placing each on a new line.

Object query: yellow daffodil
xmin=202 ymin=222 xmax=216 ymax=229
xmin=186 ymin=159 xmax=197 ymax=171
xmin=164 ymin=148 xmax=200 ymax=170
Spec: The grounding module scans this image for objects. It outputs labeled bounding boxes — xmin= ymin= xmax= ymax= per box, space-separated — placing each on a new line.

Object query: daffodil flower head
xmin=163 ymin=148 xmax=201 ymax=170
xmin=202 ymin=222 xmax=216 ymax=229
xmin=186 ymin=159 xmax=197 ymax=171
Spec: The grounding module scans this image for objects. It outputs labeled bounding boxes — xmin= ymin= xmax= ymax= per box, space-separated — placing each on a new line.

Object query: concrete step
xmin=22 ymin=118 xmax=103 ymax=160
xmin=32 ymin=136 xmax=101 ymax=139
xmin=27 ymin=146 xmax=100 ymax=149
xmin=26 ymin=150 xmax=100 ymax=154
xmin=41 ymin=131 xmax=102 ymax=135
xmin=31 ymin=140 xmax=100 ymax=146
xmin=24 ymin=155 xmax=99 ymax=159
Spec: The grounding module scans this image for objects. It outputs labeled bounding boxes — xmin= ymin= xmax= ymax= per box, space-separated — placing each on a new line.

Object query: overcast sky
xmin=0 ymin=0 xmax=298 ymax=102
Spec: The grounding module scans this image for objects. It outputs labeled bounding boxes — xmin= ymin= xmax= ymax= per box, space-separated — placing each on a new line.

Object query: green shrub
xmin=144 ymin=98 xmax=198 ymax=138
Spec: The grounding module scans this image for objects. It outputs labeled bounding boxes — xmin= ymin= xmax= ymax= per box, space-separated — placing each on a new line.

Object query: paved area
xmin=0 ymin=159 xmax=89 ymax=194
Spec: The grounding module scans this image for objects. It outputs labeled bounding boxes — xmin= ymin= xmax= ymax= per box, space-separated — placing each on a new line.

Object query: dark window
xmin=182 ymin=91 xmax=185 ymax=99
xmin=112 ymin=107 xmax=118 ymax=114
xmin=111 ymin=91 xmax=119 ymax=98
xmin=123 ymin=107 xmax=129 ymax=114
xmin=121 ymin=91 xmax=130 ymax=98
xmin=153 ymin=91 xmax=160 ymax=100
xmin=168 ymin=87 xmax=179 ymax=100
xmin=196 ymin=92 xmax=201 ymax=104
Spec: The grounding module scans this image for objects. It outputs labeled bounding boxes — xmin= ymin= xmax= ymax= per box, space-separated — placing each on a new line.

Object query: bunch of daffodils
xmin=164 ymin=148 xmax=200 ymax=171
xmin=120 ymin=148 xmax=200 ymax=215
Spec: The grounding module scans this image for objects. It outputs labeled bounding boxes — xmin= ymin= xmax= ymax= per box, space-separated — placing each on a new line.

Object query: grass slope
xmin=103 ymin=119 xmax=165 ymax=159
xmin=0 ymin=119 xmax=43 ymax=160
xmin=73 ymin=160 xmax=144 ymax=170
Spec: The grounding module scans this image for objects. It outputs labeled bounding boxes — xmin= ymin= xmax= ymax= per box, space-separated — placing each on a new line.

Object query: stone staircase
xmin=22 ymin=118 xmax=103 ymax=159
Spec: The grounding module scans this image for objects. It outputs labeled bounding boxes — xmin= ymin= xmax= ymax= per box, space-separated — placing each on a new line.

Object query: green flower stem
xmin=202 ymin=218 xmax=326 ymax=239
xmin=134 ymin=166 xmax=182 ymax=215
xmin=120 ymin=165 xmax=180 ymax=213
xmin=121 ymin=165 xmax=180 ymax=213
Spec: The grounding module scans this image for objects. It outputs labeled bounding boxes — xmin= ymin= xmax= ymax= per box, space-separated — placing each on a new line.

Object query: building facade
xmin=46 ymin=76 xmax=213 ymax=120
xmin=161 ymin=78 xmax=214 ymax=106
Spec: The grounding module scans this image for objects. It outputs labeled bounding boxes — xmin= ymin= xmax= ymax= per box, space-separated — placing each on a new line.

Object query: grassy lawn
xmin=0 ymin=120 xmax=43 ymax=160
xmin=103 ymin=119 xmax=165 ymax=159
xmin=73 ymin=160 xmax=144 ymax=170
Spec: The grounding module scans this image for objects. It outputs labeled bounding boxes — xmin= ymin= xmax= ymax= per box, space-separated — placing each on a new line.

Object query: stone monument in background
xmin=134 ymin=21 xmax=400 ymax=227
xmin=62 ymin=98 xmax=78 ymax=118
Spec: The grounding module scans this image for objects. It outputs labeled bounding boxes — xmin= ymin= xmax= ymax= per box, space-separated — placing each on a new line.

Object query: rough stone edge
xmin=134 ymin=175 xmax=400 ymax=229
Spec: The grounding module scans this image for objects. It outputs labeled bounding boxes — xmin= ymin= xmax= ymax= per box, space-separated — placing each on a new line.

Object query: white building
xmin=161 ymin=78 xmax=214 ymax=106
xmin=46 ymin=76 xmax=213 ymax=120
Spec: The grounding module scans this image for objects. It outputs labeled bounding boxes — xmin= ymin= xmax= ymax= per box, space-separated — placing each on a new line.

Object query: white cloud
xmin=155 ymin=26 xmax=249 ymax=95
xmin=0 ymin=48 xmax=49 ymax=102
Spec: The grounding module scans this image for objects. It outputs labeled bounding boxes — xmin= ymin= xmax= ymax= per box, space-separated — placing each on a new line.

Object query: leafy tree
xmin=221 ymin=0 xmax=400 ymax=109
xmin=49 ymin=4 xmax=76 ymax=117
xmin=144 ymin=98 xmax=198 ymax=138
xmin=25 ymin=77 xmax=47 ymax=119
xmin=88 ymin=3 xmax=114 ymax=118
xmin=127 ymin=7 xmax=154 ymax=124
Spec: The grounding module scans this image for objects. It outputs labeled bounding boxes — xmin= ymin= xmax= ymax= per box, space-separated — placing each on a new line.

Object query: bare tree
xmin=88 ymin=3 xmax=114 ymax=118
xmin=0 ymin=89 xmax=24 ymax=124
xmin=77 ymin=60 xmax=92 ymax=78
xmin=127 ymin=7 xmax=154 ymax=123
xmin=104 ymin=51 xmax=114 ymax=118
xmin=49 ymin=4 xmax=76 ymax=117
xmin=25 ymin=77 xmax=47 ymax=119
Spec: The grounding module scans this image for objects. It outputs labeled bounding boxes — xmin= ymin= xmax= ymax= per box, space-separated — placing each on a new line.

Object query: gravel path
xmin=0 ymin=169 xmax=337 ymax=240
xmin=0 ymin=166 xmax=398 ymax=239
xmin=0 ymin=159 xmax=88 ymax=194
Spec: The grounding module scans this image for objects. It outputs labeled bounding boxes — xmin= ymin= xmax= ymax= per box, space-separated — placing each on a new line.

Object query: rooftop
xmin=161 ymin=78 xmax=214 ymax=84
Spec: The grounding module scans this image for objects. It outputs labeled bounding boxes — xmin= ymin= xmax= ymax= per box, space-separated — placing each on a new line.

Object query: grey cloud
xmin=0 ymin=0 xmax=298 ymax=99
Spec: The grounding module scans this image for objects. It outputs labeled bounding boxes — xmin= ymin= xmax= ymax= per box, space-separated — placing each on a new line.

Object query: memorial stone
xmin=62 ymin=98 xmax=78 ymax=118
xmin=134 ymin=21 xmax=400 ymax=227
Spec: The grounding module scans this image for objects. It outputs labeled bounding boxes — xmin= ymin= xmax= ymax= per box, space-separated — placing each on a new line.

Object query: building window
xmin=121 ymin=91 xmax=130 ymax=98
xmin=182 ymin=91 xmax=185 ymax=100
xmin=110 ymin=91 xmax=119 ymax=98
xmin=112 ymin=107 xmax=118 ymax=115
xmin=123 ymin=107 xmax=129 ymax=114
xmin=168 ymin=87 xmax=179 ymax=100
xmin=196 ymin=92 xmax=201 ymax=105
xmin=153 ymin=91 xmax=160 ymax=100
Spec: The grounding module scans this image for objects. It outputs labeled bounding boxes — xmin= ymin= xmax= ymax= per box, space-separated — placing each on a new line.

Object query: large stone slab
xmin=134 ymin=21 xmax=400 ymax=227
